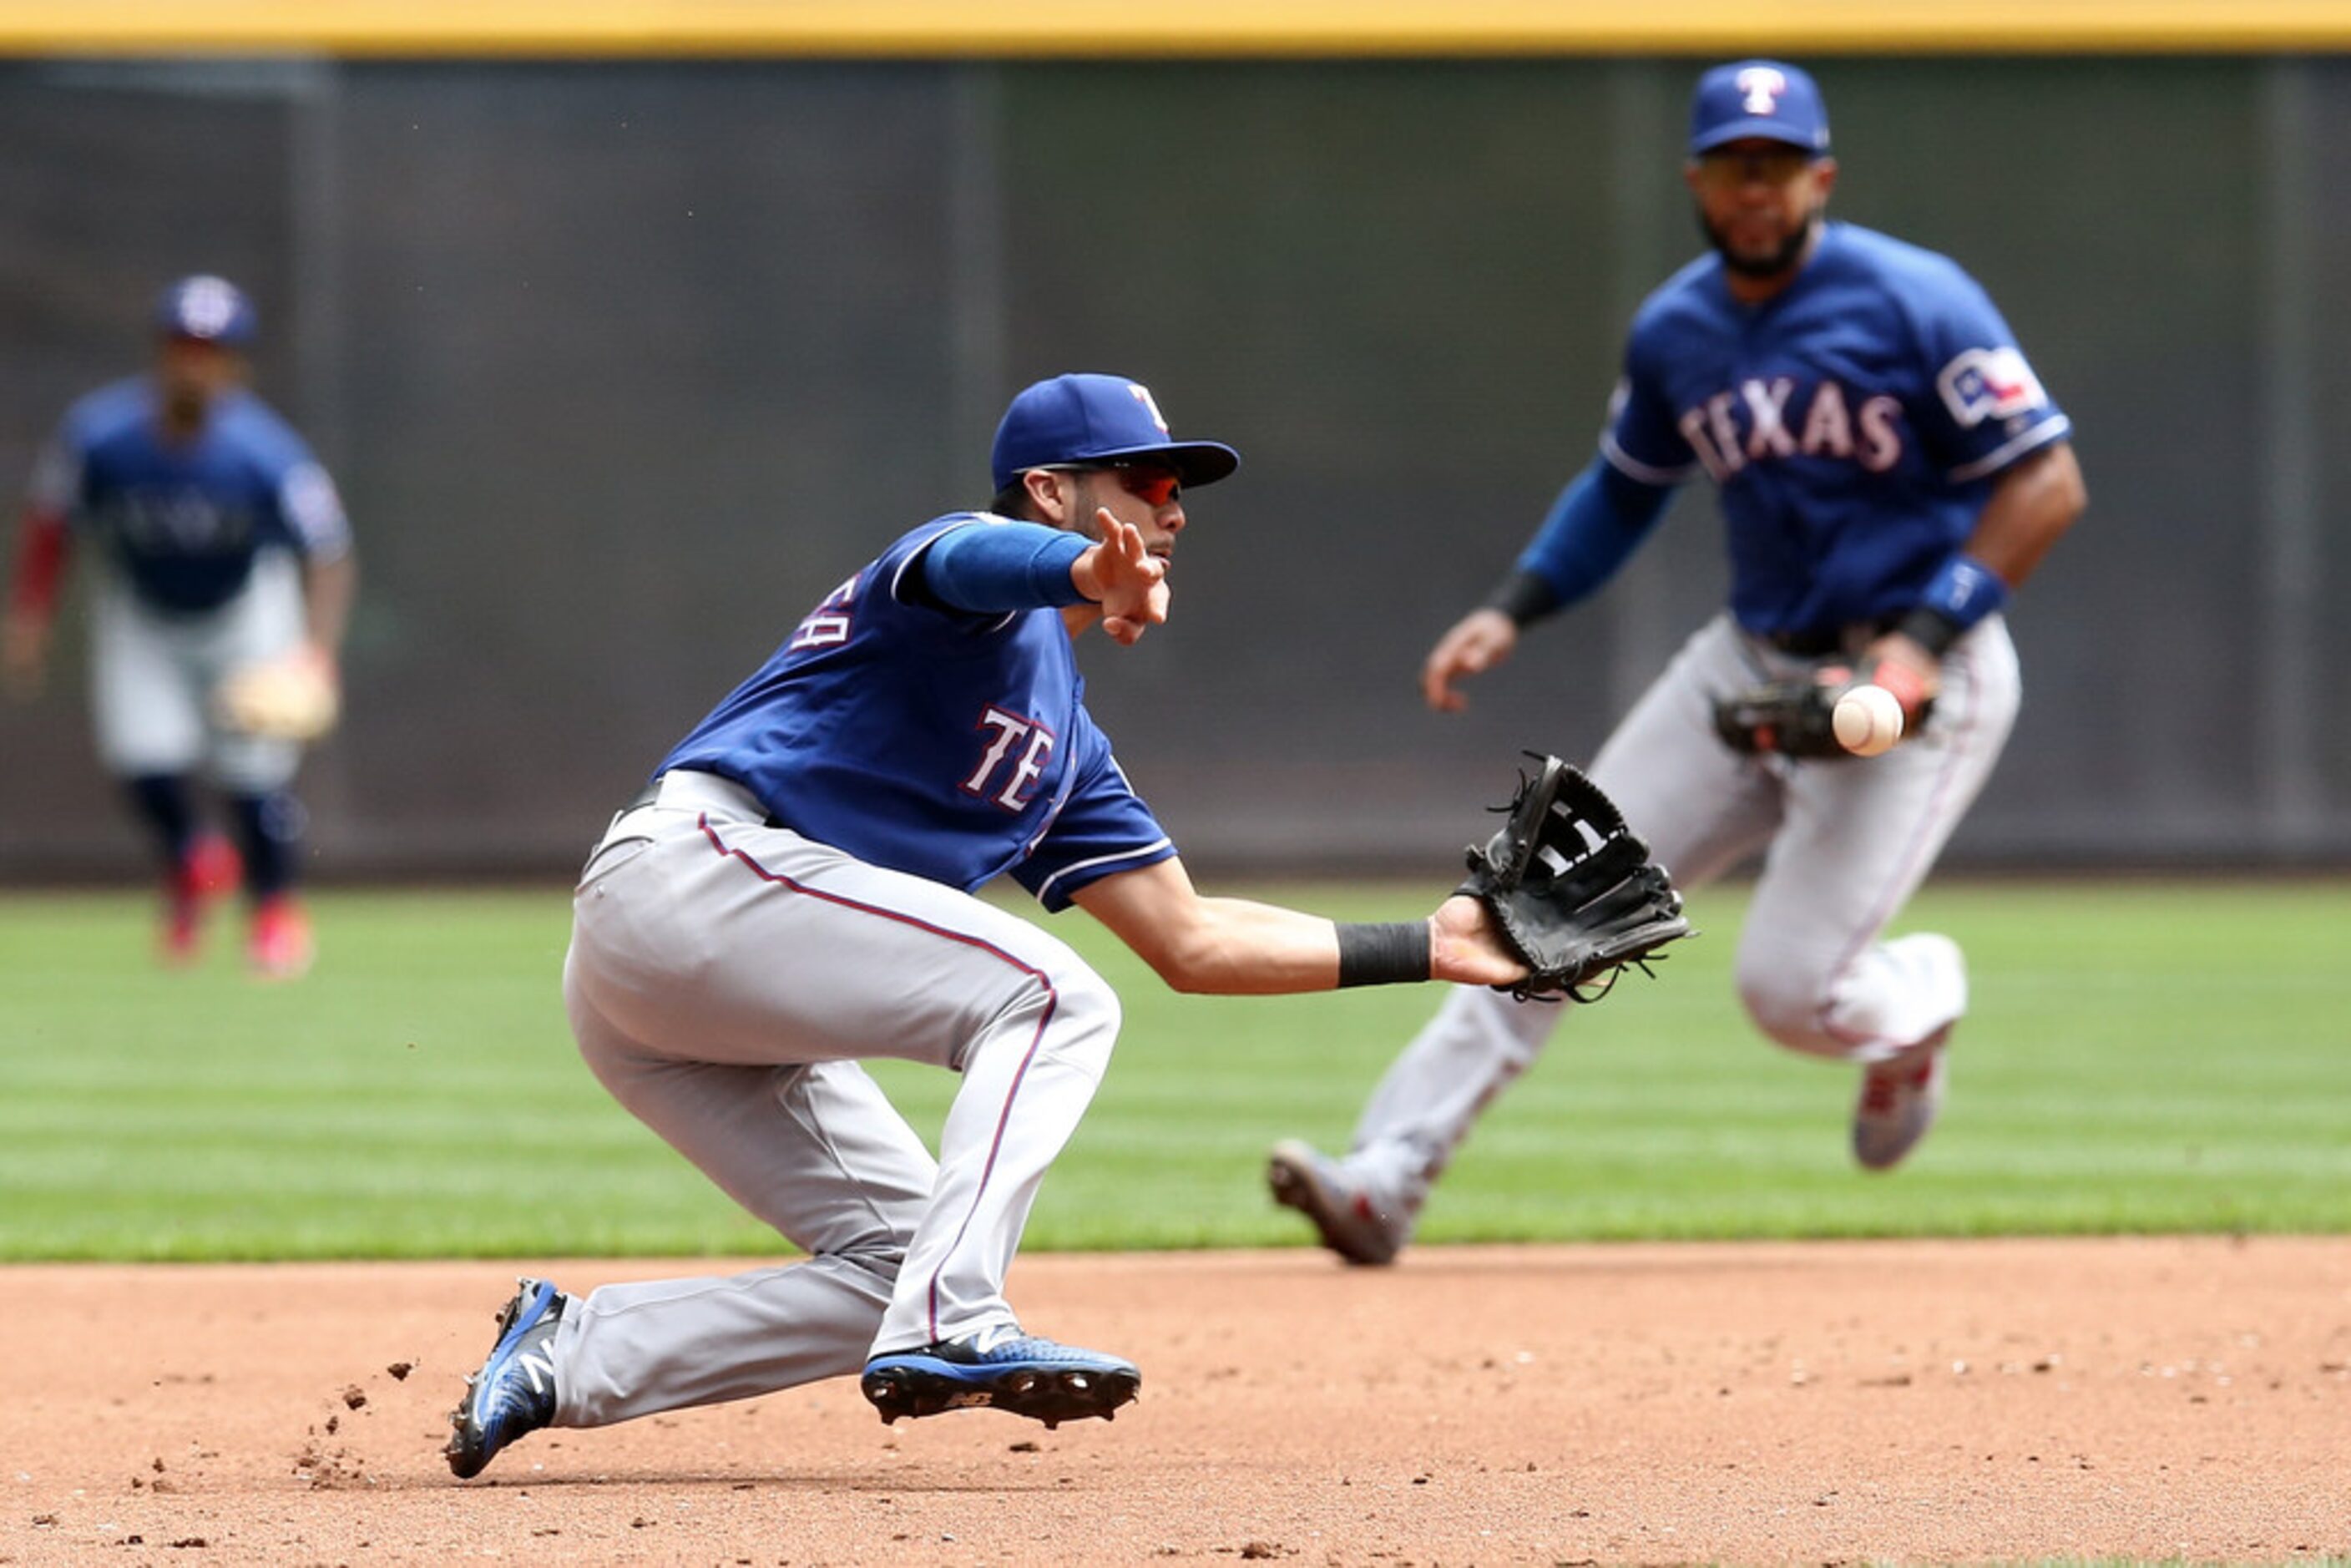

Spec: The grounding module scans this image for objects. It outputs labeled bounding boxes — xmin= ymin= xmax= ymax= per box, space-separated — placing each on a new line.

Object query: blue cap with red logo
xmin=1688 ymin=60 xmax=1831 ymax=157
xmin=153 ymin=274 xmax=258 ymax=346
xmin=990 ymin=373 xmax=1241 ymax=492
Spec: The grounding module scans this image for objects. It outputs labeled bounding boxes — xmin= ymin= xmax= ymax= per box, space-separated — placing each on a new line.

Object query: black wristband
xmin=1334 ymin=921 xmax=1433 ymax=989
xmin=1893 ymin=604 xmax=1963 ymax=659
xmin=1484 ymin=569 xmax=1563 ymax=629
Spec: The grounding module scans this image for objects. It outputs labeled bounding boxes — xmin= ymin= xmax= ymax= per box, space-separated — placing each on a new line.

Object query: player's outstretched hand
xmin=1422 ymin=607 xmax=1519 ymax=712
xmin=1428 ymin=892 xmax=1532 ymax=989
xmin=1071 ymin=513 xmax=1169 ymax=646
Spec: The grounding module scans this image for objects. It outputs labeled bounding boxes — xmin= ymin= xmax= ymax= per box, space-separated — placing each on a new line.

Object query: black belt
xmin=1762 ymin=615 xmax=1901 ymax=658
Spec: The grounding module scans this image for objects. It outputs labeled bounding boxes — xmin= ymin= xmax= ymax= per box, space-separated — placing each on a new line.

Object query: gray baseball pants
xmin=90 ymin=550 xmax=306 ymax=792
xmin=1346 ymin=611 xmax=2021 ymax=1222
xmin=551 ymin=769 xmax=1120 ymax=1428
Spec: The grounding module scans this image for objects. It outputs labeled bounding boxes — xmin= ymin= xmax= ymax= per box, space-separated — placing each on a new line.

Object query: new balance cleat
xmin=1266 ymin=1138 xmax=1403 ymax=1266
xmin=1852 ymin=1026 xmax=1952 ymax=1171
xmin=862 ymin=1327 xmax=1139 ymax=1429
xmin=447 ymin=1277 xmax=565 ymax=1479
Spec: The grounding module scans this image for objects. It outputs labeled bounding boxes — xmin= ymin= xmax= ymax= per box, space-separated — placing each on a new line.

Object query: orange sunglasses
xmin=1049 ymin=461 xmax=1181 ymax=507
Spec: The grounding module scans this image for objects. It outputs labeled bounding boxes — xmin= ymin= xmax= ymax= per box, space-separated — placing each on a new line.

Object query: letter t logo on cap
xmin=1127 ymin=382 xmax=1170 ymax=434
xmin=1736 ymin=65 xmax=1788 ymax=114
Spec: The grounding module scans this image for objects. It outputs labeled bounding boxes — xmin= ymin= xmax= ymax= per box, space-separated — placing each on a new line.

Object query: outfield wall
xmin=5 ymin=0 xmax=2351 ymax=56
xmin=2 ymin=51 xmax=2346 ymax=878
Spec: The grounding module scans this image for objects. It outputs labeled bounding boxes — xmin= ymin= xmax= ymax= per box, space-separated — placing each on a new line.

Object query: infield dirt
xmin=4 ymin=1237 xmax=2346 ymax=1565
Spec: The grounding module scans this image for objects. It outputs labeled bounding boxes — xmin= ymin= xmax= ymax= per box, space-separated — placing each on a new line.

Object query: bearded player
xmin=1268 ymin=59 xmax=2087 ymax=1264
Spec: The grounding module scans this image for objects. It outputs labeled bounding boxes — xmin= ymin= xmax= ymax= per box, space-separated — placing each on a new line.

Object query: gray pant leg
xmin=1345 ymin=615 xmax=1783 ymax=1216
xmin=1346 ymin=984 xmax=1562 ymax=1227
xmin=554 ymin=805 xmax=1121 ymax=1419
xmin=1347 ymin=615 xmax=2019 ymax=1211
xmin=1732 ymin=618 xmax=2020 ymax=1060
xmin=91 ymin=554 xmax=306 ymax=791
xmin=89 ymin=574 xmax=206 ymax=777
xmin=883 ymin=964 xmax=1117 ymax=1352
xmin=559 ymin=975 xmax=933 ymax=1426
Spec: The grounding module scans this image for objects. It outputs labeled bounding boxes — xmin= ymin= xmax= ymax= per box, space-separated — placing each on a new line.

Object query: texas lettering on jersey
xmin=1671 ymin=377 xmax=1906 ymax=483
xmin=660 ymin=516 xmax=1178 ymax=906
xmin=963 ymin=706 xmax=1057 ymax=811
xmin=101 ymin=487 xmax=260 ymax=555
xmin=41 ymin=381 xmax=351 ymax=615
xmin=1665 ymin=342 xmax=2052 ymax=487
xmin=788 ymin=572 xmax=861 ymax=652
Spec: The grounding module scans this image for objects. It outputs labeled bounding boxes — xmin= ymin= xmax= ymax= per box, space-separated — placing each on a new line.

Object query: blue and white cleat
xmin=862 ymin=1326 xmax=1140 ymax=1429
xmin=446 ymin=1277 xmax=566 ymax=1479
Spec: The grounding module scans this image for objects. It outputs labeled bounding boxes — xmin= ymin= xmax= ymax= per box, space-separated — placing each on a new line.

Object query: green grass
xmin=1 ymin=880 xmax=2346 ymax=1260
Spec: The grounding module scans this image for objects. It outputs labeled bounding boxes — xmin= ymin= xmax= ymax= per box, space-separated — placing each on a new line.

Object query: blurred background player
xmin=1268 ymin=59 xmax=2087 ymax=1263
xmin=3 ymin=275 xmax=356 ymax=977
xmin=446 ymin=373 xmax=1533 ymax=1478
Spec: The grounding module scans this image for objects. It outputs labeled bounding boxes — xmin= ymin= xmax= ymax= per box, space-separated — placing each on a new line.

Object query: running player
xmin=4 ymin=276 xmax=356 ymax=977
xmin=1267 ymin=59 xmax=2088 ymax=1264
xmin=446 ymin=372 xmax=1532 ymax=1477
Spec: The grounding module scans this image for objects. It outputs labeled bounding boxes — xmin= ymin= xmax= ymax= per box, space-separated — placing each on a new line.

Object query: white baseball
xmin=1832 ymin=684 xmax=1904 ymax=757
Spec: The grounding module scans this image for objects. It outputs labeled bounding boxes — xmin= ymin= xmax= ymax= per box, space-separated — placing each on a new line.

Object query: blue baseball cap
xmin=990 ymin=373 xmax=1241 ymax=493
xmin=1688 ymin=60 xmax=1831 ymax=157
xmin=153 ymin=274 xmax=257 ymax=346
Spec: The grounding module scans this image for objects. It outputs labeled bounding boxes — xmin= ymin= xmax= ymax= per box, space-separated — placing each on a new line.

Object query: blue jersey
xmin=33 ymin=378 xmax=351 ymax=615
xmin=660 ymin=515 xmax=1178 ymax=911
xmin=1600 ymin=221 xmax=2069 ymax=640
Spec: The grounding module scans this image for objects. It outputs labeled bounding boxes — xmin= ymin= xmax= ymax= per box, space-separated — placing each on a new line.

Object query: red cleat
xmin=247 ymin=895 xmax=316 ymax=981
xmin=159 ymin=832 xmax=242 ymax=964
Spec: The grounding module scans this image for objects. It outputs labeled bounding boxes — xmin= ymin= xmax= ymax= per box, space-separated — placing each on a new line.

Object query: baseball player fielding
xmin=1267 ymin=56 xmax=2088 ymax=1267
